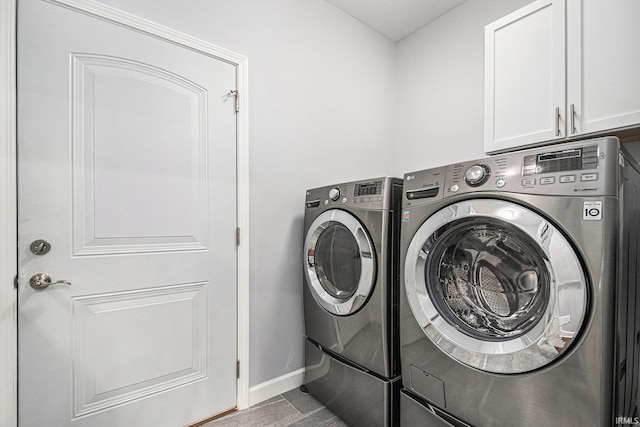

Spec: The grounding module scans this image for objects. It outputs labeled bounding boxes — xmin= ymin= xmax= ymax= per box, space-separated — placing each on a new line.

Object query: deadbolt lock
xmin=30 ymin=239 xmax=51 ymax=256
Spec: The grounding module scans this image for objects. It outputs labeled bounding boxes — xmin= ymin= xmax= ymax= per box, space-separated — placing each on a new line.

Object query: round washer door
xmin=404 ymin=199 xmax=588 ymax=374
xmin=304 ymin=209 xmax=376 ymax=316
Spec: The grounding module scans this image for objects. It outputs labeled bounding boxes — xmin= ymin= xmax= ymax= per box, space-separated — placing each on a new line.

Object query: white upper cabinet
xmin=567 ymin=0 xmax=640 ymax=137
xmin=485 ymin=0 xmax=640 ymax=153
xmin=484 ymin=0 xmax=566 ymax=153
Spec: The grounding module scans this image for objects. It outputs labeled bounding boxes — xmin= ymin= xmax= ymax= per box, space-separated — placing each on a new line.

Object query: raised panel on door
xmin=566 ymin=0 xmax=640 ymax=136
xmin=484 ymin=0 xmax=566 ymax=153
xmin=71 ymin=53 xmax=210 ymax=255
xmin=17 ymin=0 xmax=238 ymax=425
xmin=72 ymin=283 xmax=208 ymax=417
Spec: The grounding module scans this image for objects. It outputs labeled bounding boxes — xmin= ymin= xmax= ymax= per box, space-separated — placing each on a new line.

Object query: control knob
xmin=328 ymin=188 xmax=340 ymax=201
xmin=465 ymin=164 xmax=491 ymax=186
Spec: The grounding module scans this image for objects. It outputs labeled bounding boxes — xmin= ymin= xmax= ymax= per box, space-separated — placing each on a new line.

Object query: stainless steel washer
xmin=303 ymin=177 xmax=402 ymax=427
xmin=399 ymin=136 xmax=640 ymax=426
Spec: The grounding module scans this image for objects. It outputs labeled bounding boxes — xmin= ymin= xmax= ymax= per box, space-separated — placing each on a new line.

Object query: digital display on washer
xmin=538 ymin=149 xmax=581 ymax=162
xmin=354 ymin=181 xmax=382 ymax=196
xmin=523 ymin=145 xmax=599 ymax=175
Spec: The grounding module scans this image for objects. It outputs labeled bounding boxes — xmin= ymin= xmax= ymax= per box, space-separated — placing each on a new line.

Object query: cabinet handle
xmin=570 ymin=103 xmax=576 ymax=134
xmin=555 ymin=107 xmax=561 ymax=136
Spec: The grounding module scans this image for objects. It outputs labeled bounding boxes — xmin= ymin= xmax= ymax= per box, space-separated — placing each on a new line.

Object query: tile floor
xmin=203 ymin=387 xmax=350 ymax=427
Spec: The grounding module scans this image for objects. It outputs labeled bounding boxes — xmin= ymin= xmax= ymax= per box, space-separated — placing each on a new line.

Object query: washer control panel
xmin=403 ymin=137 xmax=619 ymax=205
xmin=305 ymin=177 xmax=397 ymax=211
xmin=523 ymin=145 xmax=598 ymax=176
xmin=518 ymin=144 xmax=603 ymax=189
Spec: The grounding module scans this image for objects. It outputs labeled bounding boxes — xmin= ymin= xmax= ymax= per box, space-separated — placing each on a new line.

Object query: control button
xmin=450 ymin=184 xmax=460 ymax=193
xmin=341 ymin=197 xmax=347 ymax=203
xmin=329 ymin=188 xmax=340 ymax=201
xmin=375 ymin=197 xmax=382 ymax=202
xmin=324 ymin=200 xmax=329 ymax=205
xmin=581 ymin=173 xmax=599 ymax=182
xmin=496 ymin=179 xmax=506 ymax=188
xmin=465 ymin=164 xmax=491 ymax=186
xmin=522 ymin=178 xmax=536 ymax=186
xmin=560 ymin=175 xmax=576 ymax=183
xmin=540 ymin=177 xmax=555 ymax=185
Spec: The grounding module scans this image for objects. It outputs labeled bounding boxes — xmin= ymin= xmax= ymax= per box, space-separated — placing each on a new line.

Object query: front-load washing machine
xmin=399 ymin=136 xmax=640 ymax=426
xmin=303 ymin=177 xmax=402 ymax=427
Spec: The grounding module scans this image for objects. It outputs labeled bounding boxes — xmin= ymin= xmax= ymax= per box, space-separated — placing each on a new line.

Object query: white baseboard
xmin=247 ymin=368 xmax=305 ymax=408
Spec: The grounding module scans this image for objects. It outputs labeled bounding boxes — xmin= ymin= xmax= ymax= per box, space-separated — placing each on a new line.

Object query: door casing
xmin=0 ymin=1 xmax=18 ymax=425
xmin=0 ymin=0 xmax=251 ymax=423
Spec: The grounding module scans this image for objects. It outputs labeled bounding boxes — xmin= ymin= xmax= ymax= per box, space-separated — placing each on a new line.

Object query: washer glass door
xmin=305 ymin=209 xmax=376 ymax=315
xmin=404 ymin=199 xmax=588 ymax=373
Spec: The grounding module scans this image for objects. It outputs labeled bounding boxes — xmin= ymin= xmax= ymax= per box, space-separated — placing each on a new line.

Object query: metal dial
xmin=329 ymin=188 xmax=340 ymax=201
xmin=465 ymin=164 xmax=490 ymax=186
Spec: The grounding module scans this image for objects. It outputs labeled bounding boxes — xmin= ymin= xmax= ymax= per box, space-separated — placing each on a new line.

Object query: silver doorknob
xmin=29 ymin=273 xmax=72 ymax=290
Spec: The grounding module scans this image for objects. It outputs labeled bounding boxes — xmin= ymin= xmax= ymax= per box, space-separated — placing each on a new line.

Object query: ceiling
xmin=326 ymin=0 xmax=468 ymax=42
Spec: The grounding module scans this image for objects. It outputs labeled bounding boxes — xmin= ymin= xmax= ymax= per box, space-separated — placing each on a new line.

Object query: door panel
xmin=71 ymin=283 xmax=208 ymax=417
xmin=71 ymin=53 xmax=210 ymax=254
xmin=73 ymin=54 xmax=209 ymax=252
xmin=17 ymin=0 xmax=237 ymax=425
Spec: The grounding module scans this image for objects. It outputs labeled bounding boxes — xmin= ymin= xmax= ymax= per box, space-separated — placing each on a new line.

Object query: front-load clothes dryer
xmin=303 ymin=177 xmax=402 ymax=427
xmin=399 ymin=136 xmax=640 ymax=426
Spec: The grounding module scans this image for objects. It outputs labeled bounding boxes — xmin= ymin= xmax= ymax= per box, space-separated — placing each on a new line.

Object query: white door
xmin=17 ymin=0 xmax=238 ymax=425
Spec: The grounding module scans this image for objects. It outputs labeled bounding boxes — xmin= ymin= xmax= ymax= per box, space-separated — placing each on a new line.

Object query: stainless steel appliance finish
xmin=400 ymin=389 xmax=470 ymax=427
xmin=303 ymin=177 xmax=402 ymax=427
xmin=399 ymin=136 xmax=640 ymax=426
xmin=305 ymin=339 xmax=400 ymax=427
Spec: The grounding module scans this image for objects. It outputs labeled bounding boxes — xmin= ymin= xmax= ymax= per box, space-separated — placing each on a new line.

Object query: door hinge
xmin=228 ymin=89 xmax=239 ymax=113
xmin=236 ymin=227 xmax=241 ymax=246
xmin=13 ymin=275 xmax=18 ymax=289
xmin=236 ymin=360 xmax=240 ymax=378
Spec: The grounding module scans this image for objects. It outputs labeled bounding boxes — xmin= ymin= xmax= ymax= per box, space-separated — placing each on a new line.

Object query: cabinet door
xmin=484 ymin=0 xmax=566 ymax=153
xmin=567 ymin=0 xmax=640 ymax=136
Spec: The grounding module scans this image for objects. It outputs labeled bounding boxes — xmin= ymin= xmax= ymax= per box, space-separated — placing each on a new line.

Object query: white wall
xmin=394 ymin=0 xmax=533 ymax=176
xmin=95 ymin=0 xmax=397 ymax=388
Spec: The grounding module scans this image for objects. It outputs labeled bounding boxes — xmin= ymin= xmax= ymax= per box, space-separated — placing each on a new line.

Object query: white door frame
xmin=0 ymin=1 xmax=251 ymax=423
xmin=0 ymin=0 xmax=18 ymax=425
